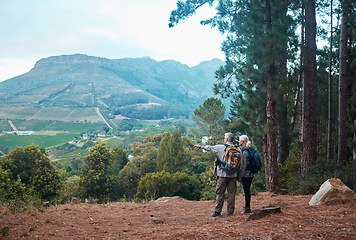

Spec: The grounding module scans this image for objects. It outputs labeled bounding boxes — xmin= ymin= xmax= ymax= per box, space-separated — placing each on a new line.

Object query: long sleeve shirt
xmin=203 ymin=141 xmax=238 ymax=178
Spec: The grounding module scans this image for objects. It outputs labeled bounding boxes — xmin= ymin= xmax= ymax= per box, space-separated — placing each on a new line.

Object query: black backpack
xmin=245 ymin=147 xmax=262 ymax=173
xmin=216 ymin=144 xmax=241 ymax=174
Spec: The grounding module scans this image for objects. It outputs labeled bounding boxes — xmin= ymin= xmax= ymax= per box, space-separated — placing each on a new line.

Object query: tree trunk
xmin=301 ymin=0 xmax=317 ymax=175
xmin=291 ymin=3 xmax=304 ymax=135
xmin=277 ymin=3 xmax=291 ymax=165
xmin=277 ymin=93 xmax=290 ymax=165
xmin=264 ymin=0 xmax=279 ymax=191
xmin=327 ymin=0 xmax=333 ymax=162
xmin=338 ymin=9 xmax=349 ymax=166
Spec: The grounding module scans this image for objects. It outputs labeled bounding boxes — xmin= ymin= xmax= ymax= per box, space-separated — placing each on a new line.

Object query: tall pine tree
xmin=170 ymin=0 xmax=299 ymax=191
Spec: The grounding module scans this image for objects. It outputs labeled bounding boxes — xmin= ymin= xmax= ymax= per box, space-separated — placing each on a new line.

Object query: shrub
xmin=199 ymin=167 xmax=217 ymax=200
xmin=1 ymin=226 xmax=9 ymax=236
xmin=135 ymin=171 xmax=201 ymax=201
xmin=288 ymin=158 xmax=356 ymax=195
xmin=278 ymin=150 xmax=302 ymax=189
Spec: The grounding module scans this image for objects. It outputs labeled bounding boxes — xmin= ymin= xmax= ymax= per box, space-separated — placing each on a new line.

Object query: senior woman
xmin=238 ymin=134 xmax=254 ymax=214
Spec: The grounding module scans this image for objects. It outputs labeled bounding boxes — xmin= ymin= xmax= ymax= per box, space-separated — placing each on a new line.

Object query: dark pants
xmin=241 ymin=177 xmax=253 ymax=209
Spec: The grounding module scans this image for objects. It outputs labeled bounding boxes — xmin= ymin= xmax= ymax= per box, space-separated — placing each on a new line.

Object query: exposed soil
xmin=1 ymin=192 xmax=355 ymax=239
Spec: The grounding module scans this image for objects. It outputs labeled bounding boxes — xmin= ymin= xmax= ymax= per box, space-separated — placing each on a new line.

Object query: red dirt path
xmin=1 ymin=192 xmax=355 ymax=239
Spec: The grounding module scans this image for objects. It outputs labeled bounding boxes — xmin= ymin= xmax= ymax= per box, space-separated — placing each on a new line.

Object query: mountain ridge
xmin=0 ymin=54 xmax=224 ymax=120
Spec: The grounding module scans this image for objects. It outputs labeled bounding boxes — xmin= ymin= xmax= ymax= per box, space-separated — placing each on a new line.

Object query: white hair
xmin=224 ymin=132 xmax=234 ymax=142
xmin=239 ymin=134 xmax=251 ymax=148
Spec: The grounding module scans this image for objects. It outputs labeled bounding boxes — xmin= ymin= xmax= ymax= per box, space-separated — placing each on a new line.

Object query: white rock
xmin=309 ymin=178 xmax=354 ymax=206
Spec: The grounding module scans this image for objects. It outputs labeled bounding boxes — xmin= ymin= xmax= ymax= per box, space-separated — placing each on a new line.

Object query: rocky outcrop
xmin=309 ymin=178 xmax=354 ymax=206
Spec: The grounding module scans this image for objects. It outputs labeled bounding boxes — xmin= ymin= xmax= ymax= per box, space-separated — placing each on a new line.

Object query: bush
xmin=58 ymin=175 xmax=80 ymax=203
xmin=278 ymin=150 xmax=302 ymax=189
xmin=135 ymin=171 xmax=201 ymax=201
xmin=288 ymin=158 xmax=356 ymax=195
xmin=0 ymin=145 xmax=61 ymax=201
xmin=199 ymin=167 xmax=217 ymax=200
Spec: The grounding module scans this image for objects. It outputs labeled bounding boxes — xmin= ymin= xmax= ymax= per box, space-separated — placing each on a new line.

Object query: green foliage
xmin=287 ymin=158 xmax=356 ymax=195
xmin=110 ymin=147 xmax=129 ymax=174
xmin=1 ymin=226 xmax=10 ymax=236
xmin=58 ymin=175 xmax=80 ymax=203
xmin=0 ymin=165 xmax=33 ymax=202
xmin=0 ymin=132 xmax=78 ymax=149
xmin=199 ymin=167 xmax=217 ymax=200
xmin=117 ymin=137 xmax=161 ymax=199
xmin=192 ymin=97 xmax=226 ymax=144
xmin=0 ymin=144 xmax=61 ymax=201
xmin=117 ymin=161 xmax=141 ymax=199
xmin=156 ymin=128 xmax=188 ymax=173
xmin=79 ymin=142 xmax=111 ymax=202
xmin=105 ymin=92 xmax=149 ymax=107
xmin=195 ymin=162 xmax=207 ymax=174
xmin=135 ymin=170 xmax=201 ymax=200
xmin=106 ymin=147 xmax=130 ymax=201
xmin=348 ymin=83 xmax=356 ymax=155
xmin=113 ymin=104 xmax=190 ymax=120
xmin=278 ymin=149 xmax=302 ymax=189
xmin=81 ymin=140 xmax=94 ymax=149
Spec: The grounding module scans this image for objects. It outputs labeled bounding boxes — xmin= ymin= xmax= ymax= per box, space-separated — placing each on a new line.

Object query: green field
xmin=52 ymin=148 xmax=88 ymax=167
xmin=0 ymin=132 xmax=78 ymax=149
xmin=104 ymin=138 xmax=124 ymax=149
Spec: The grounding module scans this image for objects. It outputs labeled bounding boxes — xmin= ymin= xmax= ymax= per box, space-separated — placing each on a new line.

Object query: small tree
xmin=79 ymin=142 xmax=111 ymax=202
xmin=192 ymin=97 xmax=226 ymax=144
xmin=0 ymin=144 xmax=61 ymax=201
xmin=156 ymin=128 xmax=188 ymax=173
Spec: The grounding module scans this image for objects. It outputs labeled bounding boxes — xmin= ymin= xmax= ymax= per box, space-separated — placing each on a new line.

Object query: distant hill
xmin=0 ymin=54 xmax=224 ymax=120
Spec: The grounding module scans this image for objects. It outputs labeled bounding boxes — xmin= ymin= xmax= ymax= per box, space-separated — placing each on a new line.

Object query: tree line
xmin=1 ymin=0 xmax=355 ymax=205
xmin=0 ymin=129 xmax=220 ymax=204
xmin=169 ymin=0 xmax=355 ymax=191
xmin=1 ymin=115 xmax=355 ymax=205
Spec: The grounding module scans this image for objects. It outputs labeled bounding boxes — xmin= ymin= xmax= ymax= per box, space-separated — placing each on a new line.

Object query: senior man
xmin=194 ymin=132 xmax=243 ymax=217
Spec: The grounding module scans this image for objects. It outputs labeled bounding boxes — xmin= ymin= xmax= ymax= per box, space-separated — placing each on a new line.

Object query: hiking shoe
xmin=227 ymin=212 xmax=233 ymax=216
xmin=211 ymin=212 xmax=221 ymax=217
xmin=240 ymin=208 xmax=252 ymax=214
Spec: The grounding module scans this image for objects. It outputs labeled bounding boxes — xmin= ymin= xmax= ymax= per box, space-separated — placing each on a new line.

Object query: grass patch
xmin=105 ymin=138 xmax=124 ymax=149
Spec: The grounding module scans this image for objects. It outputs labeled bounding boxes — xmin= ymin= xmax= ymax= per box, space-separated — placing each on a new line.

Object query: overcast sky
xmin=0 ymin=0 xmax=225 ymax=82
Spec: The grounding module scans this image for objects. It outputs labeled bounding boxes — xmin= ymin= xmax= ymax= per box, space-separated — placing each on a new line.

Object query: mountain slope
xmin=0 ymin=54 xmax=223 ymax=119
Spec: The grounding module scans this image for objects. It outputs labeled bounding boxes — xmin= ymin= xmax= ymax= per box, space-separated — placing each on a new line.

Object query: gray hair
xmin=224 ymin=132 xmax=234 ymax=142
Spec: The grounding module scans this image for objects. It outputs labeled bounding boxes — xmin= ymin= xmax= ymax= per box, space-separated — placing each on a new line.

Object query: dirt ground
xmin=0 ymin=192 xmax=355 ymax=240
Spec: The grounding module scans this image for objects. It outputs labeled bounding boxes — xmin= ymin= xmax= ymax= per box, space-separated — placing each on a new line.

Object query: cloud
xmin=0 ymin=0 xmax=225 ymax=82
